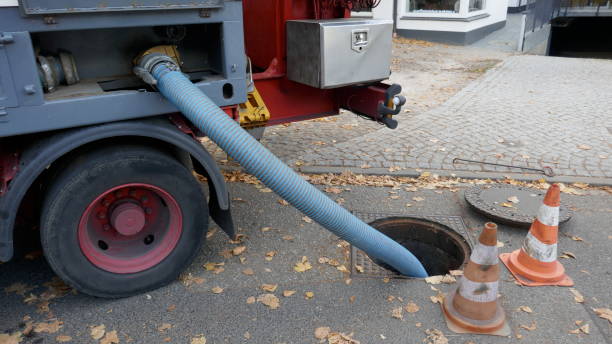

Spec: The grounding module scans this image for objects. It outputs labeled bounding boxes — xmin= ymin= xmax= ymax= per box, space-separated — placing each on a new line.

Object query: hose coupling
xmin=134 ymin=52 xmax=180 ymax=86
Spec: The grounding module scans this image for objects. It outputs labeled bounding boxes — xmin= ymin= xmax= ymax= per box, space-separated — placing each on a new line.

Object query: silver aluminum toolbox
xmin=286 ymin=18 xmax=393 ymax=89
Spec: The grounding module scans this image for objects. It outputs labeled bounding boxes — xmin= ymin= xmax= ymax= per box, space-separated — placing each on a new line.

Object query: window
xmin=406 ymin=0 xmax=460 ymax=13
xmin=469 ymin=0 xmax=485 ymax=12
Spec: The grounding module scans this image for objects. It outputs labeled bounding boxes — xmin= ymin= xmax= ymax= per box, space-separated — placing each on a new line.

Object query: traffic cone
xmin=500 ymin=184 xmax=573 ymax=287
xmin=442 ymin=222 xmax=510 ymax=336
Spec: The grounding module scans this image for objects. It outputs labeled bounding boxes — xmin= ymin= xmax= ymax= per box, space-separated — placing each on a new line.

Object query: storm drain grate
xmin=350 ymin=212 xmax=474 ymax=279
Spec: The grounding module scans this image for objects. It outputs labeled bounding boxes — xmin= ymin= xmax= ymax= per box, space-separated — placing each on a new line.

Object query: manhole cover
xmin=464 ymin=185 xmax=572 ymax=228
xmin=350 ymin=213 xmax=473 ymax=279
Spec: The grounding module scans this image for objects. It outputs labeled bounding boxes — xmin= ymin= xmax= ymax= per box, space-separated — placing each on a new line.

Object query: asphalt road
xmin=1 ymin=181 xmax=611 ymax=344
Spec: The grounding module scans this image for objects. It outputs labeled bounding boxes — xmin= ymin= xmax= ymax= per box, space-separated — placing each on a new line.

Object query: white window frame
xmin=401 ymin=0 xmax=487 ymax=19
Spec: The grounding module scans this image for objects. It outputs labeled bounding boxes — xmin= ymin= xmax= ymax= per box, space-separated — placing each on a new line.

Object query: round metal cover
xmin=464 ymin=185 xmax=572 ymax=228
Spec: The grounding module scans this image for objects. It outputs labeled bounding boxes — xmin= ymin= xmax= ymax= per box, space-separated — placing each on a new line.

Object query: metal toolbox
xmin=287 ymin=18 xmax=393 ymax=89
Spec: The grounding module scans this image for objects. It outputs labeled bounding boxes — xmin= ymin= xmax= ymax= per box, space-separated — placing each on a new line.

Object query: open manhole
xmin=350 ymin=213 xmax=473 ymax=279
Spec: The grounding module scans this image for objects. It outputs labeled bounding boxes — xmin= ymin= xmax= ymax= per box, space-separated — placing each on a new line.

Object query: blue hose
xmin=148 ymin=63 xmax=427 ymax=278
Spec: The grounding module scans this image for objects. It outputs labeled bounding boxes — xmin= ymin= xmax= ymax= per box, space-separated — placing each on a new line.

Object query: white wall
xmin=367 ymin=0 xmax=509 ymax=34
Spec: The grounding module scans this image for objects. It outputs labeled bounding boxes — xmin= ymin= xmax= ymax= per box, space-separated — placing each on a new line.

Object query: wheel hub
xmin=111 ymin=203 xmax=146 ymax=236
xmin=78 ymin=183 xmax=183 ymax=274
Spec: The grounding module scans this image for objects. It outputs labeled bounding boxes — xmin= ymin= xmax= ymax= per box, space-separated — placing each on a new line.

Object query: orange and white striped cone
xmin=442 ymin=222 xmax=510 ymax=336
xmin=500 ymin=184 xmax=573 ymax=287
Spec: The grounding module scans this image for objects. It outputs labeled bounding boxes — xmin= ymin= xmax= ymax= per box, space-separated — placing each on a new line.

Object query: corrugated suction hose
xmin=135 ymin=54 xmax=427 ymax=277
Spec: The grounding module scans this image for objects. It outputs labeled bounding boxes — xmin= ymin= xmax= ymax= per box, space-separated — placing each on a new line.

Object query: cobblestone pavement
xmin=258 ymin=55 xmax=612 ymax=180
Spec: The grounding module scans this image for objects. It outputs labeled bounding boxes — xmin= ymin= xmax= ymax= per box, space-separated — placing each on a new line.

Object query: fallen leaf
xmin=424 ymin=329 xmax=448 ymax=344
xmin=259 ymin=188 xmax=273 ymax=193
xmin=261 ymin=284 xmax=278 ymax=292
xmin=0 ymin=332 xmax=22 ymax=344
xmin=412 ymin=197 xmax=424 ymax=202
xmin=4 ymin=283 xmax=34 ymax=296
xmin=167 ymin=304 xmax=176 ymax=312
xmin=569 ymin=324 xmax=590 ymax=335
xmin=560 ymin=252 xmax=576 ymax=259
xmin=56 ymin=335 xmax=72 ymax=342
xmin=282 ymin=235 xmax=294 ymax=241
xmin=158 ymin=323 xmax=172 ymax=332
xmin=593 ymin=308 xmax=612 ymax=324
xmin=415 ymin=323 xmax=422 ymax=328
xmin=191 ymin=335 xmax=206 ymax=344
xmin=211 ymin=287 xmax=224 ymax=294
xmin=571 ymin=236 xmax=583 ymax=242
xmin=257 ymin=294 xmax=280 ymax=309
xmin=391 ymin=307 xmax=403 ymax=320
xmin=314 ymin=327 xmax=331 ymax=340
xmin=388 ymin=166 xmax=402 ymax=172
xmin=261 ymin=226 xmax=272 ymax=232
xmin=569 ymin=288 xmax=584 ymax=303
xmin=508 ymin=196 xmax=520 ymax=204
xmin=360 ymin=164 xmax=371 ymax=169
xmin=33 ymin=320 xmax=63 ymax=334
xmin=429 ymin=292 xmax=444 ymax=304
xmin=244 ymin=332 xmax=250 ymax=339
xmin=336 ymin=265 xmax=348 ymax=273
xmin=305 ymin=291 xmax=314 ymax=299
xmin=100 ymin=330 xmax=119 ymax=344
xmin=246 ymin=296 xmax=256 ymax=304
xmin=283 ymin=290 xmax=296 ymax=297
xmin=349 ymin=296 xmax=356 ymax=303
xmin=232 ymin=246 xmax=246 ymax=255
xmin=577 ymin=144 xmax=592 ymax=150
xmin=425 ymin=275 xmax=456 ymax=285
xmin=302 ymin=216 xmax=313 ymax=224
xmin=449 ymin=270 xmax=463 ymax=276
xmin=324 ymin=187 xmax=343 ymax=194
xmin=355 ymin=265 xmax=364 ymax=273
xmin=405 ymin=302 xmax=420 ymax=313
xmin=278 ymin=199 xmax=289 ymax=206
xmin=90 ymin=325 xmax=106 ymax=340
xmin=518 ymin=306 xmax=533 ymax=313
xmin=500 ymin=202 xmax=514 ymax=208
xmin=519 ymin=322 xmax=537 ymax=331
xmin=497 ymin=241 xmax=505 ymax=248
xmin=294 ymin=256 xmax=312 ymax=272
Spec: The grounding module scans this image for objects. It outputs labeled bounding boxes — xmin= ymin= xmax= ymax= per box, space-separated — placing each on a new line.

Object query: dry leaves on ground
xmin=278 ymin=199 xmax=289 ymax=206
xmin=425 ymin=275 xmax=456 ymax=285
xmin=302 ymin=216 xmax=313 ymax=224
xmin=232 ymin=246 xmax=246 ymax=256
xmin=520 ymin=322 xmax=537 ymax=331
xmin=593 ymin=308 xmax=612 ymax=324
xmin=508 ymin=196 xmax=520 ymax=204
xmin=100 ymin=330 xmax=119 ymax=344
xmin=315 ymin=328 xmax=360 ymax=344
xmin=518 ymin=306 xmax=533 ymax=313
xmin=429 ymin=292 xmax=444 ymax=305
xmin=0 ymin=332 xmax=22 ymax=344
xmin=324 ymin=187 xmax=343 ymax=194
xmin=34 ymin=320 xmax=63 ymax=334
xmin=283 ymin=290 xmax=296 ymax=297
xmin=211 ymin=287 xmax=224 ymax=294
xmin=265 ymin=251 xmax=277 ymax=261
xmin=180 ymin=273 xmax=205 ymax=287
xmin=294 ymin=256 xmax=313 ymax=272
xmin=257 ymin=294 xmax=280 ymax=309
xmin=569 ymin=324 xmax=590 ymax=335
xmin=90 ymin=325 xmax=106 ymax=340
xmin=424 ymin=329 xmax=448 ymax=344
xmin=261 ymin=284 xmax=278 ymax=292
xmin=55 ymin=335 xmax=72 ymax=342
xmin=560 ymin=252 xmax=576 ymax=259
xmin=4 ymin=283 xmax=34 ymax=296
xmin=405 ymin=302 xmax=420 ymax=313
xmin=246 ymin=296 xmax=256 ymax=304
xmin=190 ymin=335 xmax=206 ymax=344
xmin=391 ymin=307 xmax=403 ymax=320
xmin=158 ymin=323 xmax=172 ymax=332
xmin=569 ymin=288 xmax=585 ymax=303
xmin=242 ymin=268 xmax=254 ymax=275
xmin=305 ymin=291 xmax=314 ymax=299
xmin=314 ymin=327 xmax=331 ymax=339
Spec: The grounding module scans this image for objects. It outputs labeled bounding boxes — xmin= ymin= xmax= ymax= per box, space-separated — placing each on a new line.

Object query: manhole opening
xmin=368 ymin=217 xmax=471 ymax=277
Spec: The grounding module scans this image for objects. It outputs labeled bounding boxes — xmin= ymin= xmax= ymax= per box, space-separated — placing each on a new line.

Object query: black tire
xmin=40 ymin=144 xmax=207 ymax=298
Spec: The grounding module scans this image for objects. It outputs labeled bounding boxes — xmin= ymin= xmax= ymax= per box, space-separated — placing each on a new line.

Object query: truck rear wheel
xmin=40 ymin=145 xmax=208 ymax=298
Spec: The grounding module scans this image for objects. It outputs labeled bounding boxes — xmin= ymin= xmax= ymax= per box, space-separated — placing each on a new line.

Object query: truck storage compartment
xmin=286 ymin=19 xmax=393 ymax=89
xmin=30 ymin=23 xmax=224 ymax=100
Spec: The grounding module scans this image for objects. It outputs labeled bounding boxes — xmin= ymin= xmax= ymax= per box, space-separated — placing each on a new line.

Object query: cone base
xmin=441 ymin=291 xmax=510 ymax=337
xmin=500 ymin=250 xmax=574 ymax=287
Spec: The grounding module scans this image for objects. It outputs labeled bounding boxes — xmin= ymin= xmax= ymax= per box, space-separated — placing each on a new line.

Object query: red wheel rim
xmin=78 ymin=183 xmax=183 ymax=274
